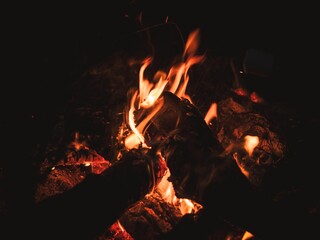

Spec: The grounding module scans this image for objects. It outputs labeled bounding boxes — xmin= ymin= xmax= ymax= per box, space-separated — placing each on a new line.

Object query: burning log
xmin=158 ymin=209 xmax=248 ymax=239
xmin=147 ymin=93 xmax=316 ymax=239
xmin=132 ymin=91 xmax=224 ymax=155
xmin=34 ymin=147 xmax=112 ymax=203
xmin=215 ymin=96 xmax=286 ymax=186
xmin=8 ymin=25 xmax=316 ymax=239
xmin=112 ymin=27 xmax=316 ymax=238
xmin=4 ymin=148 xmax=165 ymax=240
xmin=119 ymin=191 xmax=182 ymax=239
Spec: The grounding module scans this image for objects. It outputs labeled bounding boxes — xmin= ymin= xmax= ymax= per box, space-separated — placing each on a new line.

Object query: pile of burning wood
xmin=27 ymin=29 xmax=317 ymax=240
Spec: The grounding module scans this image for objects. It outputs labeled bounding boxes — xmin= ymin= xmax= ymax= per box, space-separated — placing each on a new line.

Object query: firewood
xmin=5 ymin=149 xmax=161 ymax=240
xmin=150 ymin=93 xmax=316 ymax=239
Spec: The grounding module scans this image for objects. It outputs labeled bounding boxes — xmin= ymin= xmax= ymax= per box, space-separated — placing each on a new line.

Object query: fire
xmin=204 ymin=102 xmax=218 ymax=125
xmin=242 ymin=231 xmax=254 ymax=240
xmin=178 ymin=198 xmax=196 ymax=215
xmin=69 ymin=131 xmax=89 ymax=151
xmin=156 ymin=169 xmax=202 ymax=215
xmin=250 ymin=91 xmax=264 ymax=103
xmin=244 ymin=135 xmax=259 ymax=157
xmin=234 ymin=87 xmax=249 ymax=97
xmin=108 ymin=221 xmax=133 ymax=240
xmin=139 ymin=58 xmax=168 ymax=108
xmin=233 ymin=152 xmax=250 ymax=178
xmin=117 ymin=220 xmax=125 ymax=232
xmin=121 ymin=28 xmax=205 ymax=215
xmin=124 ymin=93 xmax=164 ymax=149
xmin=123 ymin=28 xmax=205 ymax=150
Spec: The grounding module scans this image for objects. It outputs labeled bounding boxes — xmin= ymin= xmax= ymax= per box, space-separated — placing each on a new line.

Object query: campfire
xmin=4 ymin=19 xmax=317 ymax=240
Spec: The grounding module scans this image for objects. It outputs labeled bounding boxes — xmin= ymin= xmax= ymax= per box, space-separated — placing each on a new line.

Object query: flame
xmin=178 ymin=198 xmax=195 ymax=215
xmin=138 ymin=58 xmax=168 ymax=108
xmin=183 ymin=28 xmax=200 ymax=58
xmin=124 ymin=29 xmax=205 ymax=150
xmin=233 ymin=152 xmax=250 ymax=178
xmin=69 ymin=132 xmax=89 ymax=151
xmin=124 ymin=95 xmax=164 ymax=149
xmin=156 ymin=170 xmax=177 ymax=203
xmin=125 ymin=91 xmax=146 ymax=149
xmin=122 ymin=29 xmax=205 ymax=215
xmin=117 ymin=220 xmax=125 ymax=232
xmin=242 ymin=231 xmax=254 ymax=240
xmin=204 ymin=102 xmax=218 ymax=125
xmin=244 ymin=135 xmax=259 ymax=157
xmin=108 ymin=221 xmax=133 ymax=240
xmin=156 ymin=169 xmax=202 ymax=215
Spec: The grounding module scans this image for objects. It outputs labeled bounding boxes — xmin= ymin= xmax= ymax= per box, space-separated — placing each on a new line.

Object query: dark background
xmin=2 ymin=0 xmax=319 ymax=226
xmin=8 ymin=1 xmax=318 ymax=114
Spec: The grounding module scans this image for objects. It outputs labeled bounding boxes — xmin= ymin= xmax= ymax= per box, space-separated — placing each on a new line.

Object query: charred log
xmin=4 ymin=149 xmax=161 ymax=240
xmin=215 ymin=96 xmax=286 ymax=186
xmin=158 ymin=209 xmax=246 ymax=240
xmin=119 ymin=192 xmax=182 ymax=240
xmin=133 ymin=91 xmax=224 ymax=156
xmin=155 ymin=96 xmax=317 ymax=240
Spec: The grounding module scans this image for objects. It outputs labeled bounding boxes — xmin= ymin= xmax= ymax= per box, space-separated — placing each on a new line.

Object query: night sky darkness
xmin=2 ymin=1 xmax=319 ymax=236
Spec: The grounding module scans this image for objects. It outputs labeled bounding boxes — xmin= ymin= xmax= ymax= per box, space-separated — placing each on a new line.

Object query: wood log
xmin=152 ymin=93 xmax=317 ymax=239
xmin=2 ymin=149 xmax=159 ymax=240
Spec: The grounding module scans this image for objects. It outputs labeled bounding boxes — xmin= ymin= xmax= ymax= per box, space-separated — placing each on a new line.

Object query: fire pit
xmin=1 ymin=5 xmax=319 ymax=240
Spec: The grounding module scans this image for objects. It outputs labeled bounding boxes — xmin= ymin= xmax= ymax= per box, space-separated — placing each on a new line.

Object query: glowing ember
xmin=234 ymin=87 xmax=249 ymax=97
xmin=244 ymin=135 xmax=259 ymax=156
xmin=250 ymin=91 xmax=264 ymax=103
xmin=107 ymin=221 xmax=133 ymax=240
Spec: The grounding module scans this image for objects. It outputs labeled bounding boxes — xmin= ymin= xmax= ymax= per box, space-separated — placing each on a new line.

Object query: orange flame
xmin=124 ymin=29 xmax=205 ymax=150
xmin=123 ymin=29 xmax=205 ymax=215
xmin=69 ymin=132 xmax=89 ymax=151
xmin=156 ymin=169 xmax=202 ymax=215
xmin=124 ymin=95 xmax=164 ymax=149
xmin=244 ymin=135 xmax=259 ymax=156
xmin=178 ymin=198 xmax=195 ymax=215
xmin=204 ymin=102 xmax=218 ymax=125
xmin=242 ymin=231 xmax=254 ymax=240
xmin=233 ymin=152 xmax=250 ymax=178
xmin=183 ymin=28 xmax=200 ymax=58
xmin=139 ymin=58 xmax=168 ymax=108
